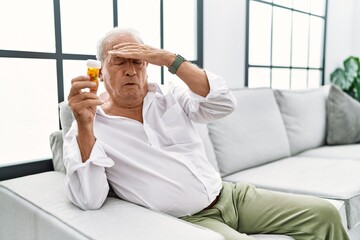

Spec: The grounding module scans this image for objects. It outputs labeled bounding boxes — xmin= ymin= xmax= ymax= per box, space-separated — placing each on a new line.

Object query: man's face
xmin=100 ymin=34 xmax=148 ymax=106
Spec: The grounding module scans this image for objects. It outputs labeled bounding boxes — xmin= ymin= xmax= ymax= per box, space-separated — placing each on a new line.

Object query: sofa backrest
xmin=207 ymin=88 xmax=291 ymax=177
xmin=274 ymin=86 xmax=329 ymax=155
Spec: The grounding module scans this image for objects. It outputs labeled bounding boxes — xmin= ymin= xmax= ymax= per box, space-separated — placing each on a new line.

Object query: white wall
xmin=325 ymin=0 xmax=360 ymax=83
xmin=355 ymin=0 xmax=360 ymax=56
xmin=203 ymin=0 xmax=247 ymax=88
xmin=204 ymin=0 xmax=360 ymax=88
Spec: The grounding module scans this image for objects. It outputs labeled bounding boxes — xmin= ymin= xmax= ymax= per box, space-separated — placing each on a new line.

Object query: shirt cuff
xmin=188 ymin=70 xmax=230 ymax=111
xmin=66 ymin=137 xmax=114 ymax=176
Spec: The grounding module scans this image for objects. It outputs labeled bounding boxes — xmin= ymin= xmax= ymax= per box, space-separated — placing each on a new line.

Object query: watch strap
xmin=168 ymin=54 xmax=186 ymax=74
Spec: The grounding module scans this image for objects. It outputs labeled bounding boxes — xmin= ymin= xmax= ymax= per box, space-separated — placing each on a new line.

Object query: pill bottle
xmin=86 ymin=59 xmax=101 ymax=91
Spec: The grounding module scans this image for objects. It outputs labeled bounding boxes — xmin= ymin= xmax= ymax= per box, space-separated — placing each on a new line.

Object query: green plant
xmin=330 ymin=56 xmax=360 ymax=102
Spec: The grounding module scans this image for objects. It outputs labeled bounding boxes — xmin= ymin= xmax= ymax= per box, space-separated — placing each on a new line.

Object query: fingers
xmin=70 ymin=98 xmax=103 ymax=112
xmin=68 ymin=75 xmax=102 ymax=109
xmin=109 ymin=43 xmax=168 ymax=66
xmin=110 ymin=42 xmax=153 ymax=58
xmin=68 ymin=75 xmax=98 ymax=99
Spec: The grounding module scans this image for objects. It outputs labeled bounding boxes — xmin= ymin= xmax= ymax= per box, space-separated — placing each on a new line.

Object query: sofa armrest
xmin=0 ymin=172 xmax=223 ymax=240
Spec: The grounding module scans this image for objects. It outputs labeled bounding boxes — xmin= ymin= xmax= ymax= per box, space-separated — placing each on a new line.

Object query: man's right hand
xmin=68 ymin=75 xmax=103 ymax=126
xmin=68 ymin=75 xmax=103 ymax=162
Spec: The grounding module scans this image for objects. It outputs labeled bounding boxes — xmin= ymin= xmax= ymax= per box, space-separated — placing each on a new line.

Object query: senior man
xmin=64 ymin=27 xmax=349 ymax=240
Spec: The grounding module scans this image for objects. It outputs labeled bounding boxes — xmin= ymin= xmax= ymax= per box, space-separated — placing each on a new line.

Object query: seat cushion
xmin=297 ymin=144 xmax=360 ymax=160
xmin=208 ymin=88 xmax=290 ymax=177
xmin=274 ymin=86 xmax=329 ymax=155
xmin=224 ymin=156 xmax=360 ymax=229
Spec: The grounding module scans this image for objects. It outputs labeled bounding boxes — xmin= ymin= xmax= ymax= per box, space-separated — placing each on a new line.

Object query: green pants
xmin=181 ymin=182 xmax=349 ymax=240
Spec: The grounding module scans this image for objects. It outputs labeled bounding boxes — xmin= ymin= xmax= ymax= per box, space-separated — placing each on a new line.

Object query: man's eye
xmin=133 ymin=60 xmax=143 ymax=66
xmin=114 ymin=61 xmax=124 ymax=65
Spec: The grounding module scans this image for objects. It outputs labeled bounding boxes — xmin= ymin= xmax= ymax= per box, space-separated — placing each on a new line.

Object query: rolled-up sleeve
xmin=63 ymin=123 xmax=114 ymax=210
xmin=171 ymin=70 xmax=237 ymax=123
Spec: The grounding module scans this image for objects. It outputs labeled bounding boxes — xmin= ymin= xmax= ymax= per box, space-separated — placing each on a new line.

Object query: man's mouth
xmin=123 ymin=82 xmax=138 ymax=87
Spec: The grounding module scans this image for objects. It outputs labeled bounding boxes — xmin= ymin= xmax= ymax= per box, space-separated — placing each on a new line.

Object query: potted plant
xmin=330 ymin=56 xmax=360 ymax=102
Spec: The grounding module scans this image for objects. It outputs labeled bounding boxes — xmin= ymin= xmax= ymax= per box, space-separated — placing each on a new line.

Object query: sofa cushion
xmin=297 ymin=144 xmax=360 ymax=160
xmin=59 ymin=101 xmax=74 ymax=137
xmin=0 ymin=172 xmax=224 ymax=240
xmin=207 ymin=88 xmax=290 ymax=177
xmin=326 ymin=85 xmax=360 ymax=145
xmin=49 ymin=130 xmax=66 ymax=173
xmin=193 ymin=123 xmax=219 ymax=172
xmin=224 ymin=156 xmax=360 ymax=229
xmin=274 ymin=86 xmax=329 ymax=155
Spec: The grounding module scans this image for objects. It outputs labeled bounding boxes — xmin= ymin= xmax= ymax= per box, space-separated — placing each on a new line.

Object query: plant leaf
xmin=330 ymin=68 xmax=351 ymax=90
xmin=344 ymin=56 xmax=359 ymax=79
xmin=354 ymin=77 xmax=360 ymax=102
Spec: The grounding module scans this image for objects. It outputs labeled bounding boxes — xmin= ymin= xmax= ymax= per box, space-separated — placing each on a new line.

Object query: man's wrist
xmin=168 ymin=54 xmax=187 ymax=74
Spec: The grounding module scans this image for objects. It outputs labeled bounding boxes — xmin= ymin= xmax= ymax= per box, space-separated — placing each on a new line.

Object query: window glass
xmin=118 ymin=0 xmax=161 ymax=48
xmin=308 ymin=70 xmax=322 ymax=88
xmin=311 ymin=0 xmax=326 ymax=16
xmin=249 ymin=1 xmax=272 ymax=65
xmin=0 ymin=0 xmax=55 ymax=52
xmin=272 ymin=7 xmax=292 ymax=66
xmin=146 ymin=65 xmax=162 ymax=85
xmin=291 ymin=69 xmax=307 ymax=89
xmin=247 ymin=0 xmax=326 ymax=89
xmin=292 ymin=12 xmax=309 ymax=67
xmin=273 ymin=0 xmax=292 ymax=8
xmin=0 ymin=0 xmax=202 ymax=168
xmin=163 ymin=0 xmax=197 ymax=60
xmin=0 ymin=58 xmax=58 ymax=166
xmin=272 ymin=68 xmax=290 ymax=89
xmin=60 ymin=0 xmax=113 ymax=55
xmin=308 ymin=16 xmax=324 ymax=68
xmin=293 ymin=0 xmax=310 ymax=12
xmin=248 ymin=67 xmax=271 ymax=88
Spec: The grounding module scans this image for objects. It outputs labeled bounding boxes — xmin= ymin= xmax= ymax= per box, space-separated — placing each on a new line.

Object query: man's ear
xmin=99 ymin=68 xmax=103 ymax=81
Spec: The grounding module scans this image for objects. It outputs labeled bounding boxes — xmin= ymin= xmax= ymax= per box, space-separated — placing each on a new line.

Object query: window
xmin=0 ymin=0 xmax=203 ymax=166
xmin=245 ymin=0 xmax=327 ymax=89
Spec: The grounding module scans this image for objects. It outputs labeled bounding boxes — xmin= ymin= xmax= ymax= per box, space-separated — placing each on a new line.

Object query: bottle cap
xmin=86 ymin=59 xmax=101 ymax=69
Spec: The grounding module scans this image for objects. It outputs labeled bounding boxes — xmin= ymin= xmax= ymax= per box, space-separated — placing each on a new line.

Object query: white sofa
xmin=1 ymin=84 xmax=360 ymax=240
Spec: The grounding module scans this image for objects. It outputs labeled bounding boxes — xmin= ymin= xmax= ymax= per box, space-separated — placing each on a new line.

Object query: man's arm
xmin=63 ymin=76 xmax=113 ymax=210
xmin=109 ymin=43 xmax=237 ymax=122
xmin=108 ymin=43 xmax=210 ymax=97
xmin=63 ymin=122 xmax=113 ymax=210
xmin=168 ymin=56 xmax=210 ymax=97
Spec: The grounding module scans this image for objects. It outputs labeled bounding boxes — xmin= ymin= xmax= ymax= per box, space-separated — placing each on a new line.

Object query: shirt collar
xmin=147 ymin=82 xmax=163 ymax=94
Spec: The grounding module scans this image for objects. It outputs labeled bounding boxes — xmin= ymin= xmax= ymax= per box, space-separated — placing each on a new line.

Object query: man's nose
xmin=125 ymin=61 xmax=136 ymax=76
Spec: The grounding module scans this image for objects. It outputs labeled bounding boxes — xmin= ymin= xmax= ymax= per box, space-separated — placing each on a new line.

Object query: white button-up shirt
xmin=63 ymin=71 xmax=236 ymax=217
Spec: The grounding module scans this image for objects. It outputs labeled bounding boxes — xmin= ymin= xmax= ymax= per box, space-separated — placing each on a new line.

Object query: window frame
xmin=245 ymin=0 xmax=329 ymax=89
xmin=0 ymin=0 xmax=204 ymax=178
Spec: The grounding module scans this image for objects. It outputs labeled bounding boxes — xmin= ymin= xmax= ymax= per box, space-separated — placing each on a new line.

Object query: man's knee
xmin=310 ymin=199 xmax=342 ymax=226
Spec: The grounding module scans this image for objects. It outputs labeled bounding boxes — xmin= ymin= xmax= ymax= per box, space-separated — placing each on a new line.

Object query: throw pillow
xmin=274 ymin=86 xmax=329 ymax=155
xmin=327 ymin=85 xmax=360 ymax=145
xmin=59 ymin=101 xmax=75 ymax=137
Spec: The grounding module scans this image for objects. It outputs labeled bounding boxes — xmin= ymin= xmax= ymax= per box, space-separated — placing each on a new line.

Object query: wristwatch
xmin=168 ymin=54 xmax=186 ymax=74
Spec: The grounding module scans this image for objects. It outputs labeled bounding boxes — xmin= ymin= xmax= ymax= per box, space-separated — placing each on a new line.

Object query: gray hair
xmin=96 ymin=27 xmax=144 ymax=63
